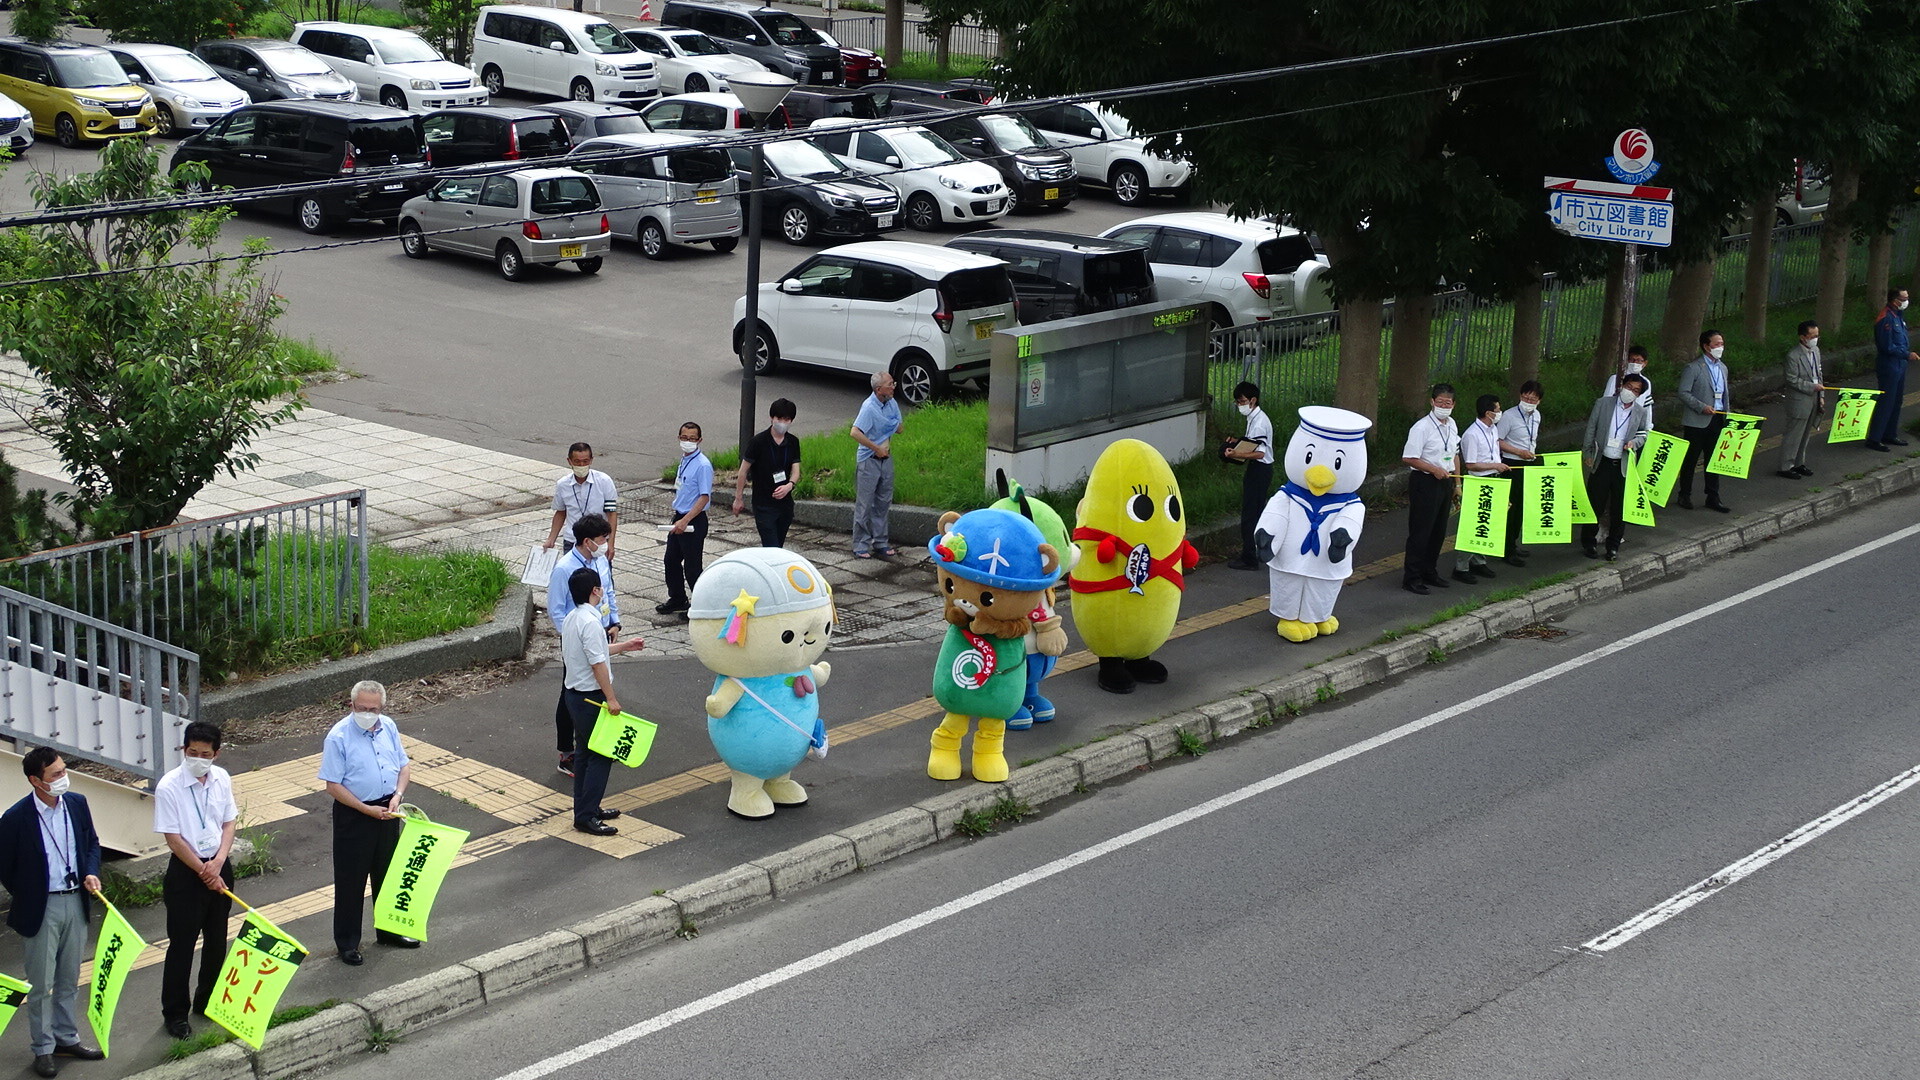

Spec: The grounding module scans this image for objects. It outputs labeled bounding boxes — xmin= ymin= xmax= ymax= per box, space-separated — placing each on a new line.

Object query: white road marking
xmin=494 ymin=520 xmax=1920 ymax=1080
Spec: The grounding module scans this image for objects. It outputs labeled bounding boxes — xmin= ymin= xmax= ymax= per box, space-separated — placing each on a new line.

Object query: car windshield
xmin=592 ymin=113 xmax=651 ymax=136
xmin=581 ymin=22 xmax=638 ymax=54
xmin=667 ymin=31 xmax=727 ymax=56
xmin=892 ymin=128 xmax=962 ymax=167
xmin=667 ymin=148 xmax=730 ymax=183
xmin=531 ymin=175 xmax=600 ymax=214
xmin=764 ymin=138 xmax=847 ymax=178
xmin=814 ymin=29 xmax=842 ymax=47
xmin=1096 ymin=109 xmax=1132 ymax=137
xmin=139 ymin=52 xmax=221 ymax=83
xmin=52 ymin=52 xmax=132 ymax=88
xmin=941 ymin=267 xmax=1014 ymax=309
xmin=261 ymin=48 xmax=335 ymax=77
xmin=348 ymin=118 xmax=424 ymax=159
xmin=377 ymin=36 xmax=442 ymax=64
xmin=759 ymin=11 xmax=822 ymax=47
xmin=1085 ymin=252 xmax=1153 ymax=291
xmin=979 ymin=114 xmax=1048 ymax=153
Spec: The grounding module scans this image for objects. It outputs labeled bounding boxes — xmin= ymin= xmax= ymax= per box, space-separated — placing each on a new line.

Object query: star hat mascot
xmin=688 ymin=549 xmax=834 ymax=818
xmin=1069 ymin=438 xmax=1200 ymax=694
xmin=927 ymin=508 xmax=1062 ymax=782
xmin=1255 ymin=406 xmax=1372 ymax=642
xmin=987 ymin=471 xmax=1075 ymax=730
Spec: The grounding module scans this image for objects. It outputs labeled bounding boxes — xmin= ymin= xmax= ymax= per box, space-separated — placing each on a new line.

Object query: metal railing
xmin=818 ymin=15 xmax=1002 ymax=59
xmin=0 ymin=583 xmax=198 ymax=783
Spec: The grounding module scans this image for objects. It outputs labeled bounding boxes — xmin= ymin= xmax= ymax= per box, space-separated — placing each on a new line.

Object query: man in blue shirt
xmin=657 ymin=422 xmax=712 ymax=617
xmin=1868 ymin=287 xmax=1916 ymax=451
xmin=546 ymin=514 xmax=619 ymax=776
xmin=317 ymin=680 xmax=415 ymax=966
xmin=851 ymin=372 xmax=904 ymax=558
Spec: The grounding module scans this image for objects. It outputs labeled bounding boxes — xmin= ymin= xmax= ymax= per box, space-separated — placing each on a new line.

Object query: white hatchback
xmin=805 ymin=119 xmax=1007 ymax=230
xmin=292 ymin=22 xmax=487 ymax=112
xmin=106 ymin=43 xmax=246 ymax=137
xmin=732 ymin=241 xmax=1017 ymax=405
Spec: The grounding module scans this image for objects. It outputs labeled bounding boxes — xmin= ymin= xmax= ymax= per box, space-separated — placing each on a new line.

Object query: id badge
xmin=772 ymin=470 xmax=787 ymax=484
xmin=1606 ymin=437 xmax=1623 ymax=453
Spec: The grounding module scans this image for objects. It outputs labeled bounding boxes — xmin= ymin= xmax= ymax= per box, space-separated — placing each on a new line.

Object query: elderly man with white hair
xmin=316 ymin=680 xmax=417 ymax=966
xmin=849 ymin=370 xmax=904 ymax=558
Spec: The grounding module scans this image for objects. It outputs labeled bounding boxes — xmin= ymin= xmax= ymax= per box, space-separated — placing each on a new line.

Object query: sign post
xmin=1546 ymin=129 xmax=1670 ymax=385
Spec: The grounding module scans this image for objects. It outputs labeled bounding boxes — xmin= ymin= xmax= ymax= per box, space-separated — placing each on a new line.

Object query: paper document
xmin=520 ymin=545 xmax=559 ymax=586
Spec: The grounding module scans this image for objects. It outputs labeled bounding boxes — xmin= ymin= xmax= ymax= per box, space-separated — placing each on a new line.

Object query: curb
xmin=131 ymin=453 xmax=1920 ymax=1080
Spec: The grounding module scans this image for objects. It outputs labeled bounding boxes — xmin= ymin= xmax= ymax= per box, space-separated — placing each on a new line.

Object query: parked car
xmin=638 ymin=90 xmax=790 ymax=132
xmin=619 ymin=26 xmax=759 ymax=95
xmin=1097 ymin=212 xmax=1331 ymax=334
xmin=1778 ymin=160 xmax=1829 ymax=227
xmin=399 ymin=167 xmax=611 ymax=280
xmin=805 ymin=119 xmax=1008 ymax=230
xmin=723 ymin=137 xmax=900 ymax=244
xmin=419 ymin=105 xmax=569 ymax=169
xmin=291 ymin=22 xmax=486 ymax=112
xmin=0 ymin=88 xmax=31 ymax=154
xmin=106 ymin=43 xmax=246 ymax=138
xmin=732 ymin=241 xmax=1016 ymax=405
xmin=470 ymin=5 xmax=660 ymax=104
xmin=0 ymin=37 xmax=156 ymax=147
xmin=945 ymin=230 xmax=1155 ymax=321
xmin=193 ymin=38 xmax=358 ymax=104
xmin=781 ymin=86 xmax=878 ymax=125
xmin=171 ymin=99 xmax=429 ymax=233
xmin=566 ymin=132 xmax=741 ymax=257
xmin=1021 ymin=100 xmax=1191 ymax=205
xmin=659 ymin=0 xmax=841 ymax=87
xmin=867 ymin=78 xmax=990 ymax=114
xmin=918 ymin=111 xmax=1076 ymax=212
xmin=812 ymin=27 xmax=884 ymax=86
xmin=542 ymin=100 xmax=651 ymax=146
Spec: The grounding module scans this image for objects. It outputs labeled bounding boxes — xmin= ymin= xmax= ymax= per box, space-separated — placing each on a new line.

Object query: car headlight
xmin=410 ymin=79 xmax=435 ymax=91
xmin=595 ymin=61 xmax=618 ymax=77
xmin=938 ymin=174 xmax=965 ymax=190
xmin=74 ymin=96 xmax=106 ymax=109
xmin=1015 ymin=163 xmax=1044 ymax=180
xmin=175 ymin=98 xmax=203 ymax=109
xmin=822 ymin=192 xmax=856 ymax=209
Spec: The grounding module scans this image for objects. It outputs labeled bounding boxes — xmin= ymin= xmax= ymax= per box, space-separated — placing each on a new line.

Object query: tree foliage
xmin=79 ymin=0 xmax=275 ymax=46
xmin=9 ymin=0 xmax=65 ymax=44
xmin=401 ymin=0 xmax=484 ymax=65
xmin=0 ymin=140 xmax=303 ymax=536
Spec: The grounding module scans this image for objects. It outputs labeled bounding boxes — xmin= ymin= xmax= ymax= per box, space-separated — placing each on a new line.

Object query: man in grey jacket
xmin=1581 ymin=372 xmax=1652 ymax=561
xmin=1775 ymin=321 xmax=1822 ymax=479
xmin=1675 ymin=329 xmax=1733 ymax=512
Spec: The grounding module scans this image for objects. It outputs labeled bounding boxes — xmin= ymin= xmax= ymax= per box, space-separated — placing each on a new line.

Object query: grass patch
xmin=1174 ymin=727 xmax=1207 ymax=756
xmin=953 ymin=791 xmax=1036 ymax=837
xmin=235 ymin=825 xmax=283 ymax=879
xmin=98 ymin=867 xmax=164 ymax=909
xmin=272 ymin=336 xmax=343 ymax=378
xmin=886 ymin=54 xmax=992 ymax=82
xmin=166 ymin=1000 xmax=342 ymax=1060
xmin=251 ymin=546 xmax=510 ymax=676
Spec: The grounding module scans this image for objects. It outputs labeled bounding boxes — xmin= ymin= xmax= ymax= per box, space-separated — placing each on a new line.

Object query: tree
xmin=0 ymin=140 xmax=303 ymax=536
xmin=402 ymin=0 xmax=485 ymax=65
xmin=9 ymin=0 xmax=64 ymax=43
xmin=79 ymin=0 xmax=275 ymax=46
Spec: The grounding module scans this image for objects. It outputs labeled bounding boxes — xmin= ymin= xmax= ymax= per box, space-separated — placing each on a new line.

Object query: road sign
xmin=1543 ymin=176 xmax=1672 ymax=202
xmin=1545 ymin=190 xmax=1673 ymax=248
xmin=1606 ymin=128 xmax=1661 ymax=184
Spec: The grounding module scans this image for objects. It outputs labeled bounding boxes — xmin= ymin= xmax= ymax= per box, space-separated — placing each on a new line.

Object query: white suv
xmin=1098 ymin=213 xmax=1332 ymax=331
xmin=471 ymin=5 xmax=660 ymax=104
xmin=732 ymin=241 xmax=1017 ymax=405
xmin=1021 ymin=101 xmax=1191 ymax=205
xmin=292 ymin=22 xmax=487 ymax=112
xmin=805 ymin=119 xmax=1007 ymax=230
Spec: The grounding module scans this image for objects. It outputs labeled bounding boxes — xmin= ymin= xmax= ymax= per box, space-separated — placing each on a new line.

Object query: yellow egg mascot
xmin=1069 ymin=438 xmax=1199 ymax=694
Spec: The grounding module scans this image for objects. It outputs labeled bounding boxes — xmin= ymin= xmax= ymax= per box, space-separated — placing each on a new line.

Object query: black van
xmin=945 ymin=231 xmax=1157 ymax=322
xmin=172 ymin=99 xmax=429 ymax=233
xmin=780 ymin=87 xmax=878 ymax=125
xmin=918 ymin=111 xmax=1078 ymax=212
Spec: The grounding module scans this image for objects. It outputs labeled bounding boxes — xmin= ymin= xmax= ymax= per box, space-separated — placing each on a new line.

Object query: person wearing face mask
xmin=546 ymin=514 xmax=620 ymax=777
xmin=317 ymin=680 xmax=416 ymax=966
xmin=0 ymin=747 xmax=103 ymax=1077
xmin=1676 ymin=329 xmax=1734 ymax=512
xmin=733 ymin=399 xmax=803 ymax=549
xmin=543 ymin=442 xmax=618 ymax=560
xmin=1602 ymin=344 xmax=1655 ymax=410
xmin=1452 ymin=394 xmax=1510 ymax=584
xmin=562 ymin=568 xmax=646 ymax=835
xmin=658 ymin=422 xmax=713 ymax=617
xmin=851 ymin=372 xmax=905 ymax=558
xmin=1776 ymin=321 xmax=1823 ymax=478
xmin=1224 ymin=381 xmax=1276 ymax=570
xmin=1868 ymin=287 xmax=1917 ymax=451
xmin=153 ymin=722 xmax=237 ymax=1039
xmin=1400 ymin=383 xmax=1461 ymax=596
xmin=1497 ymin=380 xmax=1544 ymax=564
xmin=1581 ymin=372 xmax=1653 ymax=560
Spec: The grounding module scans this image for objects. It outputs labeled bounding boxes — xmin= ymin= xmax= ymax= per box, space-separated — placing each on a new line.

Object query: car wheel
xmin=380 ymin=87 xmax=407 ymax=110
xmin=904 ymin=192 xmax=940 ymax=231
xmin=296 ymin=196 xmax=330 ymax=234
xmin=780 ymin=204 xmax=815 ymax=244
xmin=1205 ymin=308 xmax=1231 ymax=363
xmin=399 ymin=220 xmax=431 ymax=259
xmin=684 ymin=74 xmax=708 ymax=94
xmin=152 ymin=104 xmax=176 ymax=137
xmin=891 ymin=350 xmax=947 ymax=406
xmin=496 ymin=240 xmax=527 ymax=281
xmin=1110 ymin=163 xmax=1148 ymax=205
xmin=482 ymin=66 xmax=505 ymax=96
xmin=733 ymin=321 xmax=780 ymax=374
xmin=570 ymin=78 xmax=594 ymax=102
xmin=711 ymin=236 xmax=738 ymax=253
xmin=54 ymin=113 xmax=79 ymax=149
xmin=1004 ymin=186 xmax=1019 ymax=214
xmin=1774 ymin=208 xmax=1793 ymax=229
xmin=575 ymin=255 xmax=603 ymax=275
xmin=639 ymin=219 xmax=668 ymax=259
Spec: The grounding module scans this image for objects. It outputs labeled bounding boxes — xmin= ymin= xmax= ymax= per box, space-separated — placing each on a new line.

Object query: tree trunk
xmin=1588 ymin=248 xmax=1626 ymax=389
xmin=1657 ymin=255 xmax=1717 ymax=368
xmin=884 ymin=0 xmax=905 ymax=64
xmin=1741 ymin=194 xmax=1774 ymax=342
xmin=1508 ymin=270 xmax=1544 ymax=397
xmin=1814 ymin=162 xmax=1860 ymax=335
xmin=1386 ymin=292 xmax=1436 ymax=417
xmin=1864 ymin=229 xmax=1894 ymax=316
xmin=934 ymin=24 xmax=951 ymax=70
xmin=1334 ymin=298 xmax=1384 ymax=425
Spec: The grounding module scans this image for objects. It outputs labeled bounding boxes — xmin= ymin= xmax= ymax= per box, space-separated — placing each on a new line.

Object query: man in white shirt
xmin=1400 ymin=383 xmax=1460 ymax=596
xmin=1496 ymin=380 xmax=1544 ymax=564
xmin=153 ymin=722 xmax=237 ymax=1039
xmin=1581 ymin=372 xmax=1653 ymax=560
xmin=1601 ymin=344 xmax=1655 ymax=409
xmin=543 ymin=442 xmax=619 ymax=559
xmin=1225 ymin=381 xmax=1276 ymax=570
xmin=1453 ymin=395 xmax=1510 ymax=583
xmin=561 ymin=568 xmax=645 ymax=836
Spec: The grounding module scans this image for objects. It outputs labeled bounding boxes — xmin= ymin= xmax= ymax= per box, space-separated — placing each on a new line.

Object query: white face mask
xmin=1489 ymin=410 xmax=1502 ymax=425
xmin=1518 ymin=401 xmax=1538 ymax=415
xmin=679 ymin=440 xmax=700 ymax=455
xmin=44 ymin=775 xmax=68 ymax=798
xmin=570 ymin=465 xmax=591 ymax=480
xmin=1900 ymin=299 xmax=1911 ymax=311
xmin=1805 ymin=336 xmax=1819 ymax=349
xmin=1236 ymin=403 xmax=1253 ymax=417
xmin=352 ymin=711 xmax=380 ymax=731
xmin=1431 ymin=406 xmax=1452 ymax=421
xmin=184 ymin=756 xmax=215 ymax=779
xmin=1626 ymin=361 xmax=1645 ymax=374
xmin=1619 ymin=389 xmax=1638 ymax=405
xmin=771 ymin=422 xmax=790 ymax=436
xmin=1707 ymin=346 xmax=1724 ymax=360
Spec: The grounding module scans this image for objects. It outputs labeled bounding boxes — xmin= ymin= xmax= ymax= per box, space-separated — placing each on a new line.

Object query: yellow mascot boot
xmin=1275 ymin=618 xmax=1319 ymax=643
xmin=727 ymin=769 xmax=776 ymax=818
xmin=763 ymin=772 xmax=807 ymax=806
xmin=1316 ymin=616 xmax=1341 ymax=636
xmin=972 ymin=717 xmax=1010 ymax=782
xmin=928 ymin=713 xmax=969 ymax=781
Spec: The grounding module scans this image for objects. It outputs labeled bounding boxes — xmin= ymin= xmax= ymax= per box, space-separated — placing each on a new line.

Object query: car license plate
xmin=987 ymin=199 xmax=1004 ymax=212
xmin=816 ymin=72 xmax=834 ymax=82
xmin=973 ymin=321 xmax=996 ymax=340
xmin=560 ymin=243 xmax=583 ymax=259
xmin=876 ymin=213 xmax=895 ymax=228
xmin=1043 ymin=187 xmax=1059 ymax=201
xmin=696 ymin=189 xmax=718 ymax=204
xmin=118 ymin=117 xmax=135 ymax=131
xmin=383 ymin=183 xmax=406 ymax=192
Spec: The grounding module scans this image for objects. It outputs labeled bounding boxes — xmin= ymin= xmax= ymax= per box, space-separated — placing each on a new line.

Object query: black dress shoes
xmin=1706 ymin=501 xmax=1731 ymax=513
xmin=1793 ymin=465 xmax=1812 ymax=477
xmin=1888 ymin=437 xmax=1910 ymax=446
xmin=1676 ymin=496 xmax=1695 ymax=508
xmin=52 ymin=1045 xmax=102 ymax=1061
xmin=576 ymin=819 xmax=618 ymax=836
xmin=340 ymin=949 xmax=364 ymax=966
xmin=1450 ymin=570 xmax=1477 ymax=584
xmin=1865 ymin=442 xmax=1890 ymax=452
xmin=1775 ymin=470 xmax=1799 ymax=479
xmin=1471 ymin=564 xmax=1497 ymax=579
xmin=1422 ymin=575 xmax=1450 ymax=588
xmin=1583 ymin=544 xmax=1600 ymax=559
xmin=1403 ymin=580 xmax=1430 ymax=595
xmin=166 ymin=1020 xmax=191 ymax=1039
xmin=32 ymin=1055 xmax=55 ymax=1077
xmin=594 ymin=808 xmax=621 ymax=820
xmin=376 ymin=931 xmax=420 ymax=948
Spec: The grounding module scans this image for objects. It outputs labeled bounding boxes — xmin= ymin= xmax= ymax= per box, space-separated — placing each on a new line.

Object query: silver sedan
xmin=398 ymin=167 xmax=612 ymax=281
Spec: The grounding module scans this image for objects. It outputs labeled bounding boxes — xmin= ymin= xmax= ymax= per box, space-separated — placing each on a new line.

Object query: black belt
xmin=49 ymin=888 xmax=79 ymax=895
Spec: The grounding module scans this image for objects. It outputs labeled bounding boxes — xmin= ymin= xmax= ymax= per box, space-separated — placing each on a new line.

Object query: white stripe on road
xmin=496 ymin=520 xmax=1920 ymax=1080
xmin=1582 ymin=760 xmax=1920 ymax=953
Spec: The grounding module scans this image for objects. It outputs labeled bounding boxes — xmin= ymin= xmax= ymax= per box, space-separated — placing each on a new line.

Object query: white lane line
xmin=494 ymin=520 xmax=1920 ymax=1080
xmin=1582 ymin=760 xmax=1920 ymax=953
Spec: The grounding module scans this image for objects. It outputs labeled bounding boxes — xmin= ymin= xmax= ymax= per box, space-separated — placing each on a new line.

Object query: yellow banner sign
xmin=205 ymin=912 xmax=308 ymax=1050
xmin=1454 ymin=476 xmax=1509 ymax=557
xmin=373 ymin=815 xmax=470 ymax=943
xmin=587 ymin=705 xmax=659 ymax=768
xmin=1634 ymin=430 xmax=1687 ymax=506
xmin=0 ymin=972 xmax=31 ymax=1042
xmin=1828 ymin=388 xmax=1881 ymax=443
xmin=1622 ymin=480 xmax=1656 ymax=527
xmin=1707 ymin=413 xmax=1764 ymax=478
xmin=1521 ymin=467 xmax=1575 ymax=545
xmin=1535 ymin=452 xmax=1596 ymax=524
xmin=87 ymin=900 xmax=148 ymax=1057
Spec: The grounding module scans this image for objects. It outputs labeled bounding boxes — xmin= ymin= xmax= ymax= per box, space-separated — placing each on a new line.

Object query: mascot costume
xmin=1254 ymin=406 xmax=1371 ymax=642
xmin=927 ymin=508 xmax=1061 ymax=782
xmin=987 ymin=471 xmax=1075 ymax=730
xmin=1069 ymin=438 xmax=1199 ymax=694
xmin=689 ymin=549 xmax=834 ymax=818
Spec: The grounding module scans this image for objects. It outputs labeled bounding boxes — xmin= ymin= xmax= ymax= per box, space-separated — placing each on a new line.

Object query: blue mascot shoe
xmin=1007 ymin=707 xmax=1033 ymax=731
xmin=1028 ymin=692 xmax=1055 ymax=724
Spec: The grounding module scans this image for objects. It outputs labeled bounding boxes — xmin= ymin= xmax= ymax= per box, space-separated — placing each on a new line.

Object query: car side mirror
xmin=1088 ymin=126 xmax=1103 ymax=139
xmin=746 ymin=34 xmax=763 ymax=44
xmin=965 ymin=137 xmax=985 ymax=149
xmin=778 ymin=279 xmax=803 ymax=294
xmin=127 ymin=73 xmax=145 ymax=84
xmin=549 ymin=41 xmax=567 ymax=51
xmin=246 ymin=67 xmax=263 ymax=77
xmin=883 ymin=155 xmax=899 ymax=167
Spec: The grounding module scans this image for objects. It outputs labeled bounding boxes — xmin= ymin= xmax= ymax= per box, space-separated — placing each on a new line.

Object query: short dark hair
xmin=573 ymin=514 xmax=611 ymax=542
xmin=183 ymin=721 xmax=223 ymax=752
xmin=1233 ymin=381 xmax=1259 ymax=402
xmin=1475 ymin=394 xmax=1500 ymax=418
xmin=22 ymin=746 xmax=58 ymax=781
xmin=769 ymin=398 xmax=796 ymax=421
xmin=1430 ymin=383 xmax=1455 ymax=399
xmin=1891 ymin=287 xmax=1908 ymax=303
xmin=1519 ymin=380 xmax=1544 ymax=398
xmin=568 ymin=567 xmax=602 ymax=605
xmin=1699 ymin=329 xmax=1722 ymax=348
xmin=1798 ymin=321 xmax=1819 ymax=337
xmin=567 ymin=442 xmax=592 ymax=458
xmin=1627 ymin=343 xmax=1648 ymax=360
xmin=1622 ymin=373 xmax=1649 ymax=391
xmin=679 ymin=421 xmax=702 ymax=440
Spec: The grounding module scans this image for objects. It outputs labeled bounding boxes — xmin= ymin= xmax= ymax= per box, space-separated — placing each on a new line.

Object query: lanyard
xmin=37 ymin=799 xmax=74 ymax=884
xmin=728 ymin=677 xmax=825 ymax=747
xmin=1611 ymin=403 xmax=1635 ymax=443
xmin=189 ymin=780 xmax=211 ymax=832
xmin=1707 ymin=360 xmax=1725 ymax=404
xmin=1468 ymin=423 xmax=1499 ymax=470
xmin=1429 ymin=416 xmax=1452 ymax=461
xmin=569 ymin=477 xmax=593 ymax=520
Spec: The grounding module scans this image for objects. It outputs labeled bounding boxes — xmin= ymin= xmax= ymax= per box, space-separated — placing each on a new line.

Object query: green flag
xmin=205 ymin=912 xmax=308 ymax=1050
xmin=1633 ymin=430 xmax=1688 ymax=507
xmin=587 ymin=706 xmax=659 ymax=769
xmin=1707 ymin=413 xmax=1765 ymax=478
xmin=373 ymin=814 xmax=470 ymax=943
xmin=1520 ymin=467 xmax=1575 ymax=545
xmin=1622 ymin=480 xmax=1656 ymax=527
xmin=1536 ymin=452 xmax=1596 ymax=525
xmin=87 ymin=899 xmax=148 ymax=1057
xmin=0 ymin=972 xmax=31 ymax=1041
xmin=1828 ymin=388 xmax=1881 ymax=443
xmin=1453 ymin=475 xmax=1509 ymax=557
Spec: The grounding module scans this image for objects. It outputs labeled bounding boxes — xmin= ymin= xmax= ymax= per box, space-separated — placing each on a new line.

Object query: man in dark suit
xmin=0 ymin=748 xmax=104 ymax=1078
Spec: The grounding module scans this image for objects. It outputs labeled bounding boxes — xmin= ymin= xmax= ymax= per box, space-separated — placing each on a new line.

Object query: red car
xmin=816 ymin=29 xmax=886 ymax=85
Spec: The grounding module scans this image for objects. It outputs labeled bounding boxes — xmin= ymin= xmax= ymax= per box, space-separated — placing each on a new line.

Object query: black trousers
xmin=332 ymin=798 xmax=400 ymax=953
xmin=1502 ymin=456 xmax=1529 ymax=552
xmin=554 ymin=685 xmax=573 ymax=756
xmin=162 ymin=856 xmax=233 ymax=1023
xmin=1403 ymin=471 xmax=1451 ymax=585
xmin=1678 ymin=415 xmax=1726 ymax=503
xmin=1582 ymin=460 xmax=1628 ymax=553
xmin=565 ymin=688 xmax=613 ymax=824
xmin=752 ymin=500 xmax=794 ymax=549
xmin=663 ymin=512 xmax=708 ymax=604
xmin=1240 ymin=461 xmax=1273 ymax=562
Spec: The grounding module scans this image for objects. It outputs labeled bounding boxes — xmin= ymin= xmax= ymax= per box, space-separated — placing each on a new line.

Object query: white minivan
xmin=292 ymin=22 xmax=487 ymax=112
xmin=567 ymin=133 xmax=742 ymax=258
xmin=731 ymin=241 xmax=1017 ymax=405
xmin=471 ymin=5 xmax=660 ymax=104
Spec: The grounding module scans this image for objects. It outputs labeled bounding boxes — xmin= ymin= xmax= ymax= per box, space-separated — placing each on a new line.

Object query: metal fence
xmin=818 ymin=15 xmax=1002 ymax=59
